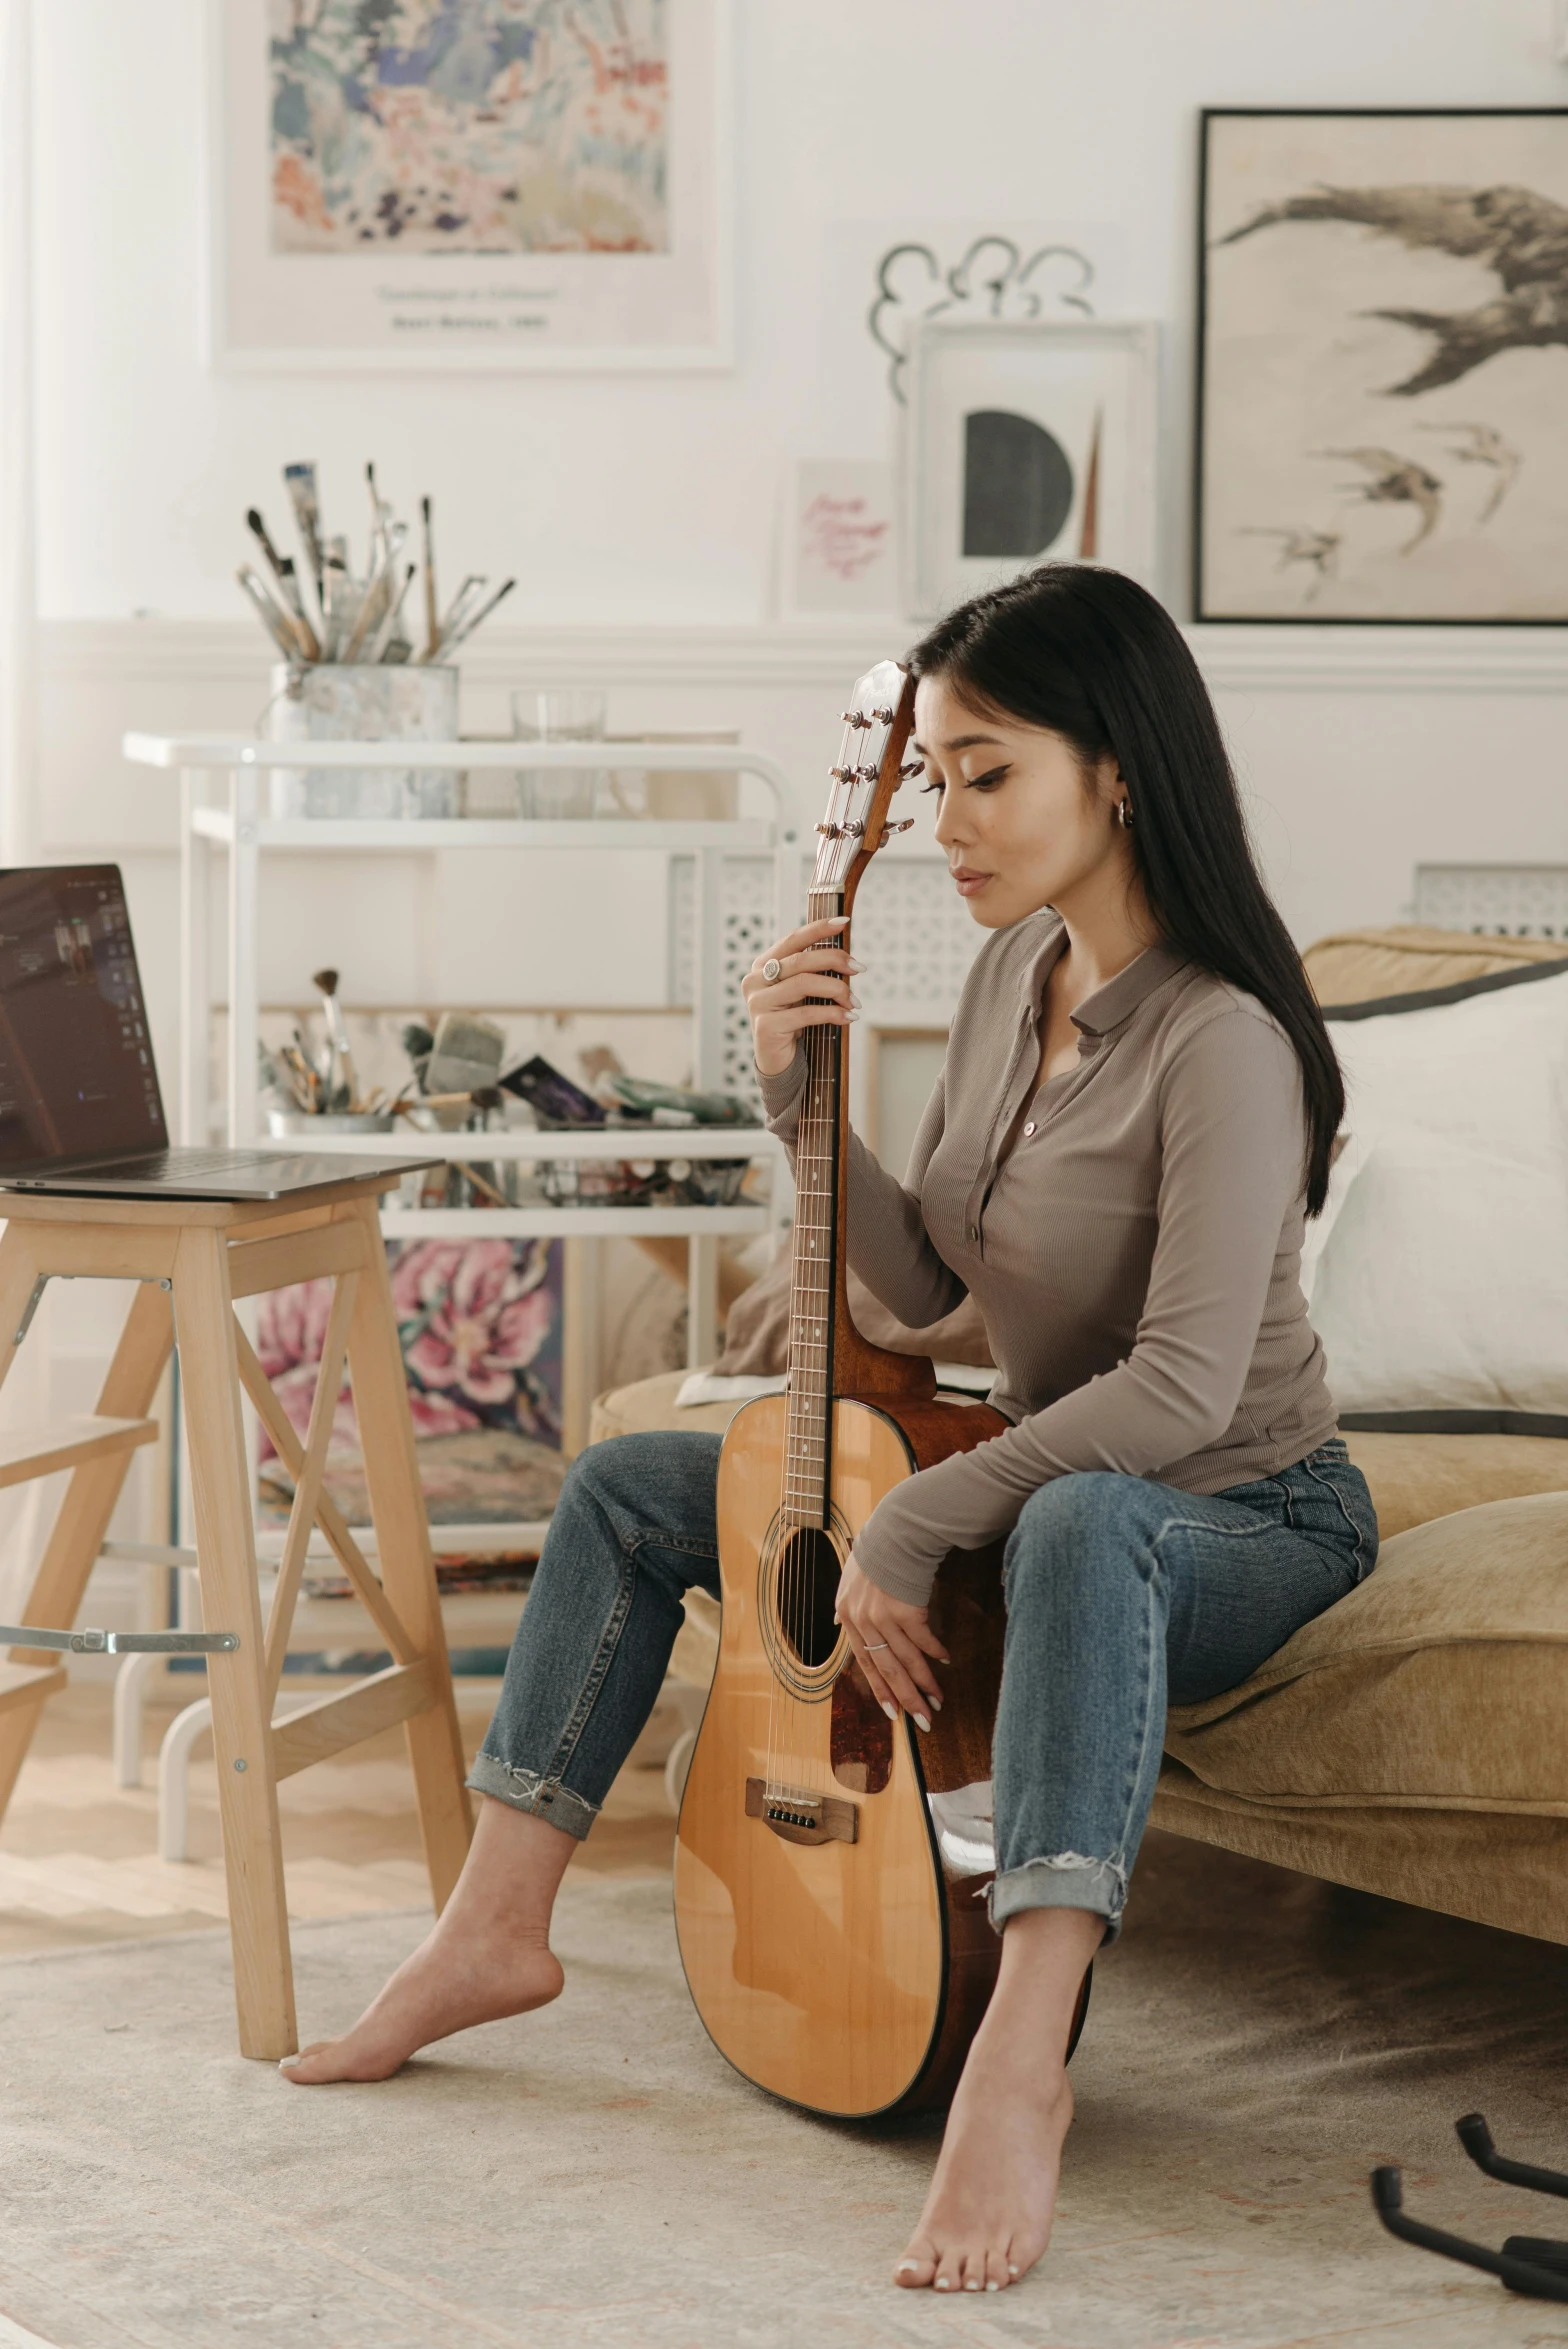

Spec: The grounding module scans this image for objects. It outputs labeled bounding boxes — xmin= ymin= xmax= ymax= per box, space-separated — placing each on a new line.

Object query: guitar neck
xmin=782 ymin=882 xmax=935 ymax=1533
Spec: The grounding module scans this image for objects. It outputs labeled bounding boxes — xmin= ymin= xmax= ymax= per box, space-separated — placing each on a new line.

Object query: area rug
xmin=1 ymin=1832 xmax=1566 ymax=2349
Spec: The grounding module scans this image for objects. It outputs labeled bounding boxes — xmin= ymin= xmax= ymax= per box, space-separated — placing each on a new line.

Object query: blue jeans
xmin=469 ymin=1433 xmax=1377 ymax=1936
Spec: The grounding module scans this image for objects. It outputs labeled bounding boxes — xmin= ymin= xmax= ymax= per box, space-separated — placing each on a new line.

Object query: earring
xmin=1117 ymin=801 xmax=1134 ymax=830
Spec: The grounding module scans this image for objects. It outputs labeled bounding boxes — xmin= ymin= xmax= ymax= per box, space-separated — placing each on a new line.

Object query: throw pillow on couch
xmin=1311 ymin=959 xmax=1568 ymax=1433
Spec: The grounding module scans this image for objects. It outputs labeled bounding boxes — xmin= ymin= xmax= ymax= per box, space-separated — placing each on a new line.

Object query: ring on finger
xmin=861 ymin=1640 xmax=890 ymax=1653
xmin=761 ymin=956 xmax=783 ymax=983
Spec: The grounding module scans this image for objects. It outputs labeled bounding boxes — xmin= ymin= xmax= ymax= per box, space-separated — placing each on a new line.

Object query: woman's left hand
xmin=835 ymin=1549 xmax=949 ymax=1730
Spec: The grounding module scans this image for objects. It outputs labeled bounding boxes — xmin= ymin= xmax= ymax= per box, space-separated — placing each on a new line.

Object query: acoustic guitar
xmin=674 ymin=661 xmax=1083 ymax=2118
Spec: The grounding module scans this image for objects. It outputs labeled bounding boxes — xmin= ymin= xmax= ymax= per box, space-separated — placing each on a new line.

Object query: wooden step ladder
xmin=0 ymin=1176 xmax=472 ymax=2058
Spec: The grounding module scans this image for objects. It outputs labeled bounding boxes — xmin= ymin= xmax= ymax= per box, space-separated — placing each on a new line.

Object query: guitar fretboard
xmin=783 ymin=885 xmax=843 ymax=1529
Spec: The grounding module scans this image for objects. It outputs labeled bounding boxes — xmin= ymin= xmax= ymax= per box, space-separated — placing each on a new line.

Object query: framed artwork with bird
xmin=1195 ymin=109 xmax=1568 ymax=623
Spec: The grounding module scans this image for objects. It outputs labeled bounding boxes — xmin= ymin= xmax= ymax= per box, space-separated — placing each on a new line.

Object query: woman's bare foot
xmin=280 ymin=1919 xmax=563 ymax=2084
xmin=281 ymin=1796 xmax=576 ymax=2085
xmin=894 ymin=1903 xmax=1102 ymax=2291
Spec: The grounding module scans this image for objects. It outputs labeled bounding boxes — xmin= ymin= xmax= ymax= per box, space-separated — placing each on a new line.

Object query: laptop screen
xmin=0 ymin=866 xmax=167 ymax=1170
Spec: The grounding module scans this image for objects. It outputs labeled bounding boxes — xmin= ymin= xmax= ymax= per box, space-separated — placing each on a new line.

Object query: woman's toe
xmin=983 ymin=2243 xmax=1011 ymax=2291
xmin=956 ymin=2243 xmax=991 ymax=2292
xmin=894 ymin=2238 xmax=936 ymax=2290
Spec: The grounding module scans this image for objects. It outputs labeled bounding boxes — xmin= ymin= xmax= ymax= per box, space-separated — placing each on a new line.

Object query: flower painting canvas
xmin=256 ymin=1237 xmax=565 ymax=1528
xmin=269 ymin=0 xmax=668 ymax=257
xmin=212 ymin=0 xmax=729 ymax=367
xmin=1197 ymin=110 xmax=1568 ymax=621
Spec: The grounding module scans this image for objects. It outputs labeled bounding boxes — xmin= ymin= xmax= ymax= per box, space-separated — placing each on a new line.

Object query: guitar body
xmin=673 ymin=1389 xmax=1010 ymax=2119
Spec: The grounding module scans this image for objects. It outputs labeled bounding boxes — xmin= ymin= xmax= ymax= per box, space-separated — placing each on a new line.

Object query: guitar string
xmin=785 ymin=922 xmax=829 ymax=1795
xmin=768 ymin=698 xmax=889 ymax=1807
xmin=791 ymin=881 xmax=843 ymax=1797
xmin=778 ymin=891 xmax=826 ymax=1799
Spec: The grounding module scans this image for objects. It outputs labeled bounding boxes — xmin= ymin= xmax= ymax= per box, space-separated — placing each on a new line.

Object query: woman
xmin=283 ymin=564 xmax=1376 ymax=2299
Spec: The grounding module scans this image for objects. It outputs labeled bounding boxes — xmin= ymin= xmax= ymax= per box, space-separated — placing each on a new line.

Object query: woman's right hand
xmin=742 ymin=916 xmax=862 ymax=1077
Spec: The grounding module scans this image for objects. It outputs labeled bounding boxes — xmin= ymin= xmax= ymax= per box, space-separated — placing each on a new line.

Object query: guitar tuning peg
xmin=878 ymin=819 xmax=915 ymax=845
xmin=897 ymin=760 xmax=925 ymax=782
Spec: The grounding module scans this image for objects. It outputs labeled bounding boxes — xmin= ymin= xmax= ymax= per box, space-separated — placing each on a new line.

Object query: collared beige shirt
xmin=758 ymin=910 xmax=1338 ymax=1605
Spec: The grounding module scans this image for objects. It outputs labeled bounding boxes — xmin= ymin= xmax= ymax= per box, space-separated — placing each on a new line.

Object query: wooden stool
xmin=0 ymin=1176 xmax=472 ymax=2058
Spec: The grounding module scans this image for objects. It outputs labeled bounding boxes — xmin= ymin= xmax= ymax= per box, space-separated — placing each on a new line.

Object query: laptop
xmin=0 ymin=865 xmax=433 ymax=1201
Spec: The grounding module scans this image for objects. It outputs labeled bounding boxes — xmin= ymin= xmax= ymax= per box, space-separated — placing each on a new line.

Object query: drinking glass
xmin=511 ymin=687 xmax=608 ymax=819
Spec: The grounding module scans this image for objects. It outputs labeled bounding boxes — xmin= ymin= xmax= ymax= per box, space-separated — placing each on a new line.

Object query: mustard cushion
xmin=1345 ymin=1430 xmax=1568 ymax=1538
xmin=588 ymin=1369 xmax=743 ymax=1446
xmin=1165 ymin=1491 xmax=1568 ymax=1813
xmin=1302 ymin=925 xmax=1568 ymax=1010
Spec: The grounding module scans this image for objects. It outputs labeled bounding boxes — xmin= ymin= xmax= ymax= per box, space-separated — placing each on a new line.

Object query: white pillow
xmin=1298 ymin=1128 xmax=1369 ymax=1308
xmin=1310 ymin=966 xmax=1568 ymax=1420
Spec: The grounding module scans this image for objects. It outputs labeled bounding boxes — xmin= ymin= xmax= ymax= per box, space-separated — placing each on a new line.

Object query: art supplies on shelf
xmin=239 ymin=460 xmax=514 ymax=668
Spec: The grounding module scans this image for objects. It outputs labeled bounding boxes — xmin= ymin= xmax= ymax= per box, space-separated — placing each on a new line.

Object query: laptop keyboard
xmin=143 ymin=1151 xmax=290 ymax=1177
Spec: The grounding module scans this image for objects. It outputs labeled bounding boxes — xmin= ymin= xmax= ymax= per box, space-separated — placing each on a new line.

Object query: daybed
xmin=596 ymin=927 xmax=1568 ymax=1946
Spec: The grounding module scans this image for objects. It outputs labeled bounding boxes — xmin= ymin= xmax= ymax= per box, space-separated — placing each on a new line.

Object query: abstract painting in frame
xmin=1197 ymin=109 xmax=1568 ymax=623
xmin=211 ymin=0 xmax=732 ymax=370
xmin=902 ymin=318 xmax=1159 ymax=619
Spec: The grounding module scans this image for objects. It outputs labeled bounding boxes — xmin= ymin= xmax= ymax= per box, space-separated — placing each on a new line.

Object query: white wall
xmin=26 ymin=0 xmax=1568 ymax=1001
xmin=31 ymin=0 xmax=1564 ymax=627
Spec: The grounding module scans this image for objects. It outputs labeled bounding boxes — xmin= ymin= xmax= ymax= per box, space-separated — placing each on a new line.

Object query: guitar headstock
xmin=811 ymin=659 xmax=922 ymax=907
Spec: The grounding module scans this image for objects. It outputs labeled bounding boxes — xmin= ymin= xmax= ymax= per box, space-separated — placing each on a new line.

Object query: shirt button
xmin=1023 ymin=1120 xmax=1036 ymax=1138
xmin=967 ymin=1224 xmax=979 ymax=1242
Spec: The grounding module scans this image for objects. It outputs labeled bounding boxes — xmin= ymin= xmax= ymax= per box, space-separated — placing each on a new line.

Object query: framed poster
xmin=901 ymin=318 xmax=1159 ymax=619
xmin=1197 ymin=109 xmax=1568 ymax=622
xmin=210 ymin=0 xmax=733 ymax=371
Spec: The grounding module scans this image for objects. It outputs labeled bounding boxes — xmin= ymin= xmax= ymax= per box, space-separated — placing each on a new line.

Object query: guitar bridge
xmin=746 ymin=1776 xmax=858 ymax=1847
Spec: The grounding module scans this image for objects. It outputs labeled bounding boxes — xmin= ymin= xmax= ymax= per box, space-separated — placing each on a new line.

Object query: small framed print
xmin=210 ymin=0 xmax=733 ymax=372
xmin=785 ymin=462 xmax=899 ymax=618
xmin=901 ymin=318 xmax=1159 ymax=618
xmin=1197 ymin=108 xmax=1568 ymax=621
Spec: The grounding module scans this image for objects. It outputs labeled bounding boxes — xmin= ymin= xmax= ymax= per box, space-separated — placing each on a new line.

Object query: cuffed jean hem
xmin=989 ymin=1852 xmax=1128 ymax=1940
xmin=467 ymin=1755 xmax=599 ymax=1842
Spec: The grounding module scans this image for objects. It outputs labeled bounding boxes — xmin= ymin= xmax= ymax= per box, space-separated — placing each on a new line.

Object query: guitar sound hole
xmin=775 ymin=1525 xmax=843 ymax=1668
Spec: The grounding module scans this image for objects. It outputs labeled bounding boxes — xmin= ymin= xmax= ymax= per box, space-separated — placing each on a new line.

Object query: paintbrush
xmin=236 ymin=566 xmax=312 ymax=661
xmin=278 ymin=1052 xmax=317 ymax=1112
xmin=438 ymin=575 xmax=515 ymax=655
xmin=412 ymin=1085 xmax=506 ymax=1113
xmin=311 ymin=968 xmax=359 ymax=1108
xmin=370 ymin=563 xmax=417 ymax=662
xmin=281 ymin=1039 xmax=321 ymax=1111
xmin=421 ymin=495 xmax=438 ymax=661
xmin=340 ymin=523 xmax=406 ymax=664
xmin=451 ymin=1160 xmax=507 ymax=1207
xmin=283 ymin=462 xmax=326 ymax=624
xmin=320 ymin=538 xmax=350 ymax=661
xmin=423 ymin=574 xmax=485 ymax=660
xmin=366 ymin=460 xmax=393 ymax=571
xmin=247 ymin=511 xmax=321 ymax=659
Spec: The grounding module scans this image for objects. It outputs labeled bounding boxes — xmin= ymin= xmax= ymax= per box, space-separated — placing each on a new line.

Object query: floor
xmin=4 ymin=1683 xmax=1568 ymax=2347
xmin=2 ymin=1837 xmax=1568 ymax=2347
xmin=0 ymin=1677 xmax=675 ymax=1958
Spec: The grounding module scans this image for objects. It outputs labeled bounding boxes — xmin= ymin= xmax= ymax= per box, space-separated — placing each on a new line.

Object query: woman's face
xmin=912 ymin=672 xmax=1130 ymax=931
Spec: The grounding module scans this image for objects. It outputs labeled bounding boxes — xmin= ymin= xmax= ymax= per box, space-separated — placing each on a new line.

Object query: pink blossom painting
xmin=256 ymin=1237 xmax=565 ymax=1525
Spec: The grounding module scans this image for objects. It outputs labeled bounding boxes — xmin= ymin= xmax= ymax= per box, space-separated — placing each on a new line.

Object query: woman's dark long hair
xmin=909 ymin=564 xmax=1343 ymax=1215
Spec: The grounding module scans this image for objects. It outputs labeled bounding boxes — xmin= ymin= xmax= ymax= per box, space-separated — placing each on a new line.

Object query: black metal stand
xmin=1372 ymin=2113 xmax=1568 ymax=2301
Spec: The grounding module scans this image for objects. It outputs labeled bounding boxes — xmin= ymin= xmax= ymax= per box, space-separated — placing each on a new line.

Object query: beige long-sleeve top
xmin=757 ymin=910 xmax=1338 ymax=1606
